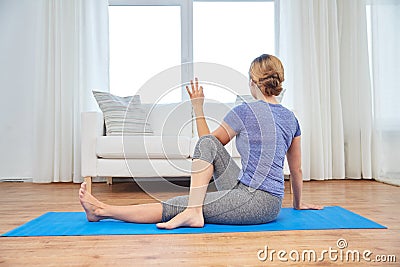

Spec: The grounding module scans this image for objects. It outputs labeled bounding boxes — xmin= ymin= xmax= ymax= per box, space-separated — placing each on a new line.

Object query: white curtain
xmin=33 ymin=0 xmax=109 ymax=183
xmin=278 ymin=0 xmax=400 ymax=184
xmin=278 ymin=0 xmax=345 ymax=180
xmin=369 ymin=0 xmax=400 ymax=185
xmin=337 ymin=0 xmax=374 ymax=180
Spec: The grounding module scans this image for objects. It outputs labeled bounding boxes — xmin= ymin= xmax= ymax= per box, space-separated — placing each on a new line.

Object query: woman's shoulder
xmin=245 ymin=100 xmax=291 ymax=112
xmin=231 ymin=101 xmax=251 ymax=112
xmin=232 ymin=100 xmax=294 ymax=117
xmin=276 ymin=104 xmax=295 ymax=115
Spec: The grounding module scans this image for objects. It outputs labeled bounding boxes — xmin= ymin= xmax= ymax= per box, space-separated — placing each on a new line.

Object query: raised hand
xmin=186 ymin=77 xmax=204 ymax=112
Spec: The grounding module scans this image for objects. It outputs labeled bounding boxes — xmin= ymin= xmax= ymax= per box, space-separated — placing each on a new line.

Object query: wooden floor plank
xmin=0 ymin=180 xmax=399 ymax=266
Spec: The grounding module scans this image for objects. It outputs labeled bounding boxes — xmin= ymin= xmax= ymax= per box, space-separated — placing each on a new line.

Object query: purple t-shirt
xmin=223 ymin=100 xmax=301 ymax=198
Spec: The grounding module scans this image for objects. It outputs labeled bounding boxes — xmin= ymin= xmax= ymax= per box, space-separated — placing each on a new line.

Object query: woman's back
xmin=223 ymin=100 xmax=301 ymax=198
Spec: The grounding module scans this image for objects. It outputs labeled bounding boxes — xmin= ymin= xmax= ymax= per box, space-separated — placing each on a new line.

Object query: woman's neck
xmin=257 ymin=95 xmax=279 ymax=104
xmin=251 ymin=85 xmax=280 ymax=104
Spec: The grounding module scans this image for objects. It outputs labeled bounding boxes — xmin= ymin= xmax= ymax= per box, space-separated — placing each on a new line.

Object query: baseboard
xmin=0 ymin=176 xmax=287 ymax=183
xmin=130 ymin=177 xmax=190 ymax=183
xmin=0 ymin=177 xmax=190 ymax=183
xmin=0 ymin=177 xmax=33 ymax=182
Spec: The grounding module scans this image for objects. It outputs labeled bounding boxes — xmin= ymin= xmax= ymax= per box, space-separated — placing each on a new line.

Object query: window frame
xmin=109 ymin=0 xmax=193 ymax=100
xmin=108 ymin=0 xmax=275 ymax=101
xmin=109 ymin=0 xmax=193 ymax=67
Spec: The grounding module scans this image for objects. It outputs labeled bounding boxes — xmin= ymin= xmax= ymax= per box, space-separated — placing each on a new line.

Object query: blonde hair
xmin=249 ymin=54 xmax=284 ymax=96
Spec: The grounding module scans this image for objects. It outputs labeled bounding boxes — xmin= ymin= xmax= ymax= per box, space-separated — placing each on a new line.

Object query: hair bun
xmin=259 ymin=75 xmax=282 ymax=96
xmin=249 ymin=54 xmax=285 ymax=97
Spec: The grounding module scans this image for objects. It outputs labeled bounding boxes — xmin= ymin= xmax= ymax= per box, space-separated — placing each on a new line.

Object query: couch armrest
xmin=81 ymin=112 xmax=104 ymax=177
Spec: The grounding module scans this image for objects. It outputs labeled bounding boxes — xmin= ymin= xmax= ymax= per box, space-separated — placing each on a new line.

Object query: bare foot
xmin=79 ymin=182 xmax=107 ymax=222
xmin=156 ymin=208 xmax=204 ymax=230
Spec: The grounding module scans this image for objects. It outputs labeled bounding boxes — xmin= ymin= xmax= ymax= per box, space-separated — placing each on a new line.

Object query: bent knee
xmin=196 ymin=135 xmax=221 ymax=149
xmin=193 ymin=135 xmax=220 ymax=159
xmin=198 ymin=134 xmax=219 ymax=143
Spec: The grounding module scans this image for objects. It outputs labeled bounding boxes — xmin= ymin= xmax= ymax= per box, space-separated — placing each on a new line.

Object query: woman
xmin=79 ymin=54 xmax=322 ymax=230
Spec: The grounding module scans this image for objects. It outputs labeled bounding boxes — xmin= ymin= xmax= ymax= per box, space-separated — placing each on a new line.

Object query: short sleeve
xmin=294 ymin=116 xmax=301 ymax=137
xmin=223 ymin=104 xmax=246 ymax=134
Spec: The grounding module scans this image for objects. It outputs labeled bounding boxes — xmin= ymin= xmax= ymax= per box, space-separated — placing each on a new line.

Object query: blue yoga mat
xmin=1 ymin=206 xmax=385 ymax=237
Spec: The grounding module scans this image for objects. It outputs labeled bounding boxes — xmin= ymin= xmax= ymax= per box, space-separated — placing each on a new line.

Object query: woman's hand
xmin=186 ymin=77 xmax=204 ymax=112
xmin=294 ymin=203 xmax=324 ymax=210
xmin=187 ymin=77 xmax=210 ymax=136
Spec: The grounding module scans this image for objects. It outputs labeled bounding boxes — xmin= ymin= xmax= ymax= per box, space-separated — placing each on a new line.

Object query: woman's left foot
xmin=79 ymin=182 xmax=107 ymax=222
xmin=156 ymin=208 xmax=204 ymax=230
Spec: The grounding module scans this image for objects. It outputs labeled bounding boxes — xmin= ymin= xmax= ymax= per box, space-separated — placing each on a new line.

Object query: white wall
xmin=0 ymin=1 xmax=42 ymax=179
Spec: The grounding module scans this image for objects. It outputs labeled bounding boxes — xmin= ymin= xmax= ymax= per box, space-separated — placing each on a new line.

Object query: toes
xmin=79 ymin=183 xmax=87 ymax=198
xmin=156 ymin=223 xmax=165 ymax=229
xmin=156 ymin=222 xmax=173 ymax=229
xmin=156 ymin=210 xmax=204 ymax=230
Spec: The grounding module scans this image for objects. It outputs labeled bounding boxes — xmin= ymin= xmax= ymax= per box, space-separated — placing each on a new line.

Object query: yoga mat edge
xmin=1 ymin=206 xmax=386 ymax=237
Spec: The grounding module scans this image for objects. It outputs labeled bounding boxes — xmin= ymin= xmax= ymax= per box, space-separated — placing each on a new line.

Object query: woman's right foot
xmin=156 ymin=208 xmax=205 ymax=230
xmin=79 ymin=182 xmax=107 ymax=222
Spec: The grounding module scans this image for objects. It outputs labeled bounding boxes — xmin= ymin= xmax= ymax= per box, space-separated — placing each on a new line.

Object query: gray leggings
xmin=161 ymin=135 xmax=282 ymax=224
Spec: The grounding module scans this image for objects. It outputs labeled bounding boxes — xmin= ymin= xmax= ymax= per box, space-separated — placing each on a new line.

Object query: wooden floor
xmin=0 ymin=180 xmax=399 ymax=266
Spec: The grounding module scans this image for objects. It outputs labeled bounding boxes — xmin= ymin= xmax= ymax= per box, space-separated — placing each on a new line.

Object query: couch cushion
xmin=97 ymin=136 xmax=191 ymax=159
xmin=141 ymin=102 xmax=192 ymax=136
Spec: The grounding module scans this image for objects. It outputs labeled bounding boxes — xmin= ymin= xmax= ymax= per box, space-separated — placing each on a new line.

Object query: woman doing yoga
xmin=79 ymin=54 xmax=323 ymax=230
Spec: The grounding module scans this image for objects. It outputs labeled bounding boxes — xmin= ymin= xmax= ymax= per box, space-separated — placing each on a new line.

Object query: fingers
xmin=186 ymin=77 xmax=202 ymax=97
xmin=185 ymin=86 xmax=192 ymax=97
xmin=190 ymin=79 xmax=195 ymax=94
xmin=298 ymin=203 xmax=324 ymax=210
xmin=306 ymin=204 xmax=324 ymax=210
xmin=309 ymin=203 xmax=323 ymax=210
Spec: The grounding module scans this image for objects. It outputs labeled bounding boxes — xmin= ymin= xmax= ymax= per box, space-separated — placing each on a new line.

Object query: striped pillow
xmin=92 ymin=91 xmax=153 ymax=136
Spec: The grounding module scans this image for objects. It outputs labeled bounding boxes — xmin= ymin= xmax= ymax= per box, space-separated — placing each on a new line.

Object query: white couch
xmin=81 ymin=101 xmax=243 ymax=192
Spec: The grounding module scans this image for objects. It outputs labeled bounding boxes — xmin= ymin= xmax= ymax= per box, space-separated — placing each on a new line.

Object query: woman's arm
xmin=286 ymin=136 xmax=323 ymax=210
xmin=186 ymin=78 xmax=237 ymax=144
xmin=186 ymin=78 xmax=210 ymax=137
xmin=211 ymin=122 xmax=237 ymax=145
xmin=193 ymin=109 xmax=210 ymax=137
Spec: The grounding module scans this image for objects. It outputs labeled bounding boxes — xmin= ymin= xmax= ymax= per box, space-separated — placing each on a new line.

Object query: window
xmin=366 ymin=3 xmax=400 ymax=130
xmin=108 ymin=0 xmax=275 ymax=103
xmin=194 ymin=1 xmax=275 ymax=102
xmin=109 ymin=5 xmax=182 ymax=102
